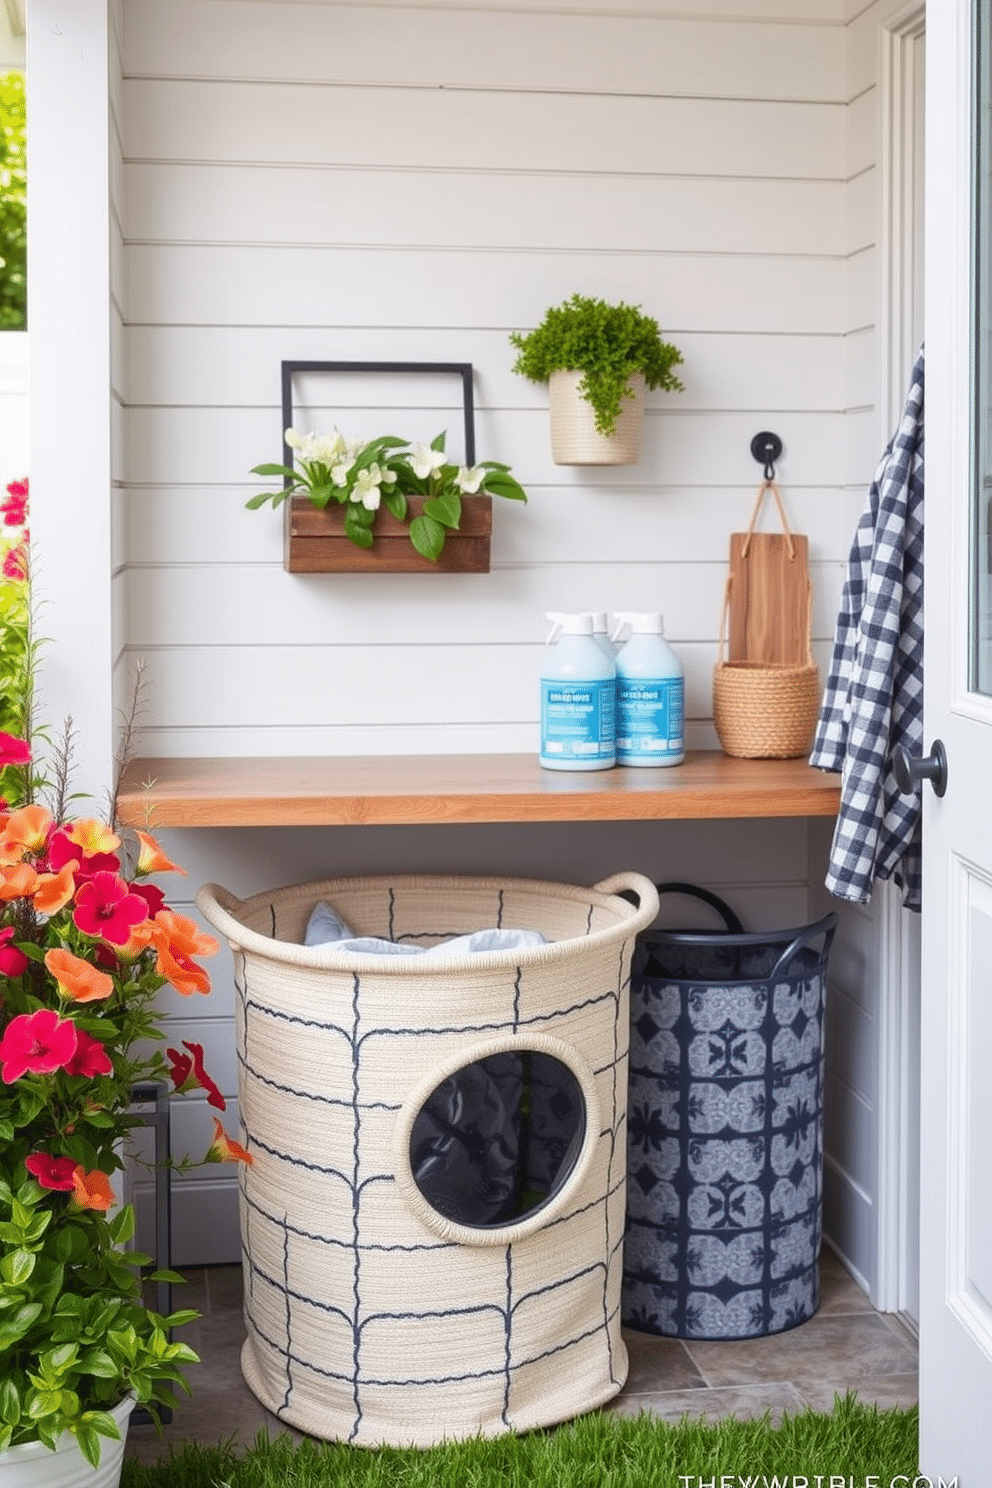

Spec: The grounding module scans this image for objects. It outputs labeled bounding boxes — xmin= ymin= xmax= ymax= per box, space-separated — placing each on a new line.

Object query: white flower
xmin=408 ymin=442 xmax=446 ymax=480
xmin=331 ymin=458 xmax=355 ymax=487
xmin=351 ymin=464 xmax=385 ymax=510
xmin=285 ymin=427 xmax=346 ymax=466
xmin=455 ymin=465 xmax=485 ymax=495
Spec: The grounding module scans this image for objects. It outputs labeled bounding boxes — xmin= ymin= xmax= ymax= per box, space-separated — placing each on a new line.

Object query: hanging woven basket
xmin=713 ymin=480 xmax=821 ymax=759
xmin=548 ymin=370 xmax=645 ymax=465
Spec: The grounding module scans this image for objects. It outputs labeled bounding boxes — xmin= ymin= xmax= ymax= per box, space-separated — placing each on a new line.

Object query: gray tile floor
xmin=124 ymin=1248 xmax=918 ymax=1464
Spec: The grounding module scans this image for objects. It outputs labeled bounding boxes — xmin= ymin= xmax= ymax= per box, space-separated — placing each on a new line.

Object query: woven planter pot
xmin=713 ymin=660 xmax=821 ymax=759
xmin=548 ymin=370 xmax=645 ymax=465
xmin=197 ymin=871 xmax=658 ymax=1447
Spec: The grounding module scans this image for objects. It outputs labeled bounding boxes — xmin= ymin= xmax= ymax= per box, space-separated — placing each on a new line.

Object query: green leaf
xmin=244 ymin=490 xmax=287 ymax=511
xmin=408 ymin=514 xmax=445 ymax=562
xmin=75 ymin=1422 xmax=103 ymax=1469
xmin=0 ymin=1249 xmax=35 ymax=1286
xmin=382 ymin=488 xmax=407 ymax=522
xmin=423 ymin=490 xmax=462 ymax=530
xmin=249 ymin=462 xmax=297 ymax=479
xmin=0 ymin=1377 xmax=20 ymax=1427
xmin=483 ymin=473 xmax=528 ymax=502
xmin=430 ymin=431 xmax=447 ymax=452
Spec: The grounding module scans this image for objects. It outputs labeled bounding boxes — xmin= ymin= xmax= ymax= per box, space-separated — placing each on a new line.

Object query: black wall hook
xmin=750 ymin=430 xmax=783 ymax=482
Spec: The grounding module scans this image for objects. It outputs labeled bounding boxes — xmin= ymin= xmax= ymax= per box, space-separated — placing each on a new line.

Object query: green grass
xmin=120 ymin=1393 xmax=918 ymax=1488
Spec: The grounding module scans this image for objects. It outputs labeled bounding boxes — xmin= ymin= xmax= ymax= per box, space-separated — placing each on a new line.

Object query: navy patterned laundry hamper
xmin=622 ymin=884 xmax=836 ymax=1341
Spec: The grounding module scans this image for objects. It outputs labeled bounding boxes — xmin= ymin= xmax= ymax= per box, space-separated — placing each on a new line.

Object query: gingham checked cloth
xmin=809 ymin=347 xmax=925 ymax=909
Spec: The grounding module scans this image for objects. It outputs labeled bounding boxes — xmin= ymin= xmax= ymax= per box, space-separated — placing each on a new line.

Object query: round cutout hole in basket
xmin=408 ymin=1049 xmax=587 ymax=1231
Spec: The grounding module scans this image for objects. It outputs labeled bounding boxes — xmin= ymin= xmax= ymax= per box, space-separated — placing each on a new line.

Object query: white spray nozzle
xmin=545 ymin=611 xmax=594 ymax=642
xmin=611 ymin=611 xmax=665 ymax=641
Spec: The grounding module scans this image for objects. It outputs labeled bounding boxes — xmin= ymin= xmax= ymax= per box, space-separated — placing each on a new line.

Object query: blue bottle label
xmin=540 ymin=677 xmax=616 ymax=762
xmin=616 ymin=677 xmax=684 ymax=761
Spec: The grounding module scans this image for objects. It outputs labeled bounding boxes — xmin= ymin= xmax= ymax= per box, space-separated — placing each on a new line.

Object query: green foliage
xmin=0 ymin=71 xmax=26 ymax=330
xmin=510 ymin=293 xmax=684 ymax=437
xmin=0 ymin=1179 xmax=198 ymax=1463
xmin=248 ymin=428 xmax=527 ymax=563
xmin=119 ymin=1395 xmax=919 ymax=1487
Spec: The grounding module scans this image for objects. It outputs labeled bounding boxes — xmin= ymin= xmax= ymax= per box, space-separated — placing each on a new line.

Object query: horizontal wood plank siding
xmin=112 ymin=0 xmax=894 ymax=1273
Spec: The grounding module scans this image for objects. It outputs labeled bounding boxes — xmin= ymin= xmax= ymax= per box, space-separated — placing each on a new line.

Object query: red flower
xmin=0 ymin=732 xmax=31 ymax=767
xmin=165 ymin=1039 xmax=225 ymax=1110
xmin=25 ymin=1153 xmax=78 ymax=1190
xmin=73 ymin=870 xmax=150 ymax=946
xmin=0 ymin=926 xmax=28 ymax=976
xmin=0 ymin=1008 xmax=78 ymax=1083
xmin=130 ymin=881 xmax=166 ymax=918
xmin=64 ymin=1029 xmax=114 ymax=1079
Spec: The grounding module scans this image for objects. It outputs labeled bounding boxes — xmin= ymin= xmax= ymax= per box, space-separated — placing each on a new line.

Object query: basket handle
xmin=653 ymin=881 xmax=744 ymax=934
xmin=740 ymin=479 xmax=797 ymax=560
xmin=768 ymin=911 xmax=838 ymax=979
xmin=593 ymin=873 xmax=661 ymax=928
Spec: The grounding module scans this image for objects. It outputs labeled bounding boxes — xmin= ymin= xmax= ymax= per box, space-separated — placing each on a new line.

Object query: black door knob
xmin=892 ymin=739 xmax=948 ymax=798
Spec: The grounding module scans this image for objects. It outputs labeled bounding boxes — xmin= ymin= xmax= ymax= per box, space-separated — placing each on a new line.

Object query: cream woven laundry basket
xmin=197 ymin=871 xmax=658 ymax=1447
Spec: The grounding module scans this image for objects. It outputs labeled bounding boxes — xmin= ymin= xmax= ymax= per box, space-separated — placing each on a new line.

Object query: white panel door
xmin=919 ymin=2 xmax=992 ymax=1482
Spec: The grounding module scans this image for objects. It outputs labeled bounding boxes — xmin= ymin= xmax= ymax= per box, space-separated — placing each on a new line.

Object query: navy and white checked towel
xmin=810 ymin=348 xmax=925 ymax=909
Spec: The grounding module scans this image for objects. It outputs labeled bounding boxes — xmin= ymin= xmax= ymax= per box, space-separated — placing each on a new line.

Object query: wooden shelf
xmin=115 ymin=752 xmax=841 ymax=830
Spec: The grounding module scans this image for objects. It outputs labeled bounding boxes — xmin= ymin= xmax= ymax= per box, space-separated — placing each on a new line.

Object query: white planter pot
xmin=548 ymin=369 xmax=645 ymax=465
xmin=0 ymin=1396 xmax=134 ymax=1488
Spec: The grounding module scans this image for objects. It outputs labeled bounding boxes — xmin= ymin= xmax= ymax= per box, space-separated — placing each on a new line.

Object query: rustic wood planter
xmin=284 ymin=495 xmax=492 ymax=573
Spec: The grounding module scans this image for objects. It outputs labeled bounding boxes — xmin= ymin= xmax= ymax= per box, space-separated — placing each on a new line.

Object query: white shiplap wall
xmin=66 ymin=0 xmax=895 ymax=1272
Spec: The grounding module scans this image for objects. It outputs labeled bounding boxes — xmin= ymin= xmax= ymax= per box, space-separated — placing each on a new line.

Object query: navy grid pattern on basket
xmin=197 ymin=873 xmax=658 ymax=1447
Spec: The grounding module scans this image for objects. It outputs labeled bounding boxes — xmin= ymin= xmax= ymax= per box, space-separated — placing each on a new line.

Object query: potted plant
xmin=247 ymin=427 xmax=527 ymax=573
xmin=0 ymin=483 xmax=253 ymax=1486
xmin=509 ymin=293 xmax=684 ymax=466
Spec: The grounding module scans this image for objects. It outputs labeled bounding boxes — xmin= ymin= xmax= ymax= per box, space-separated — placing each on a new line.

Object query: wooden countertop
xmin=115 ymin=752 xmax=841 ymax=829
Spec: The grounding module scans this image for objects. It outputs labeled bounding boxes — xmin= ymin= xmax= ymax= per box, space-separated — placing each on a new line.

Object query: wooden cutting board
xmin=726 ymin=522 xmax=811 ymax=666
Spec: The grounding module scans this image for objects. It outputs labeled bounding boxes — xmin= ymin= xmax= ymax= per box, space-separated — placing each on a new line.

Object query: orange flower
xmin=207 ymin=1117 xmax=253 ymax=1165
xmin=135 ymin=830 xmax=186 ymax=876
xmin=154 ymin=910 xmax=218 ymax=961
xmin=151 ymin=910 xmax=218 ymax=996
xmin=71 ymin=1165 xmax=115 ymax=1210
xmin=67 ymin=818 xmax=121 ymax=857
xmin=0 ymin=804 xmax=53 ymax=860
xmin=0 ymin=862 xmax=38 ymax=900
xmin=45 ymin=946 xmax=115 ymax=1003
xmin=155 ymin=942 xmax=212 ymax=996
xmin=33 ymin=862 xmax=77 ymax=916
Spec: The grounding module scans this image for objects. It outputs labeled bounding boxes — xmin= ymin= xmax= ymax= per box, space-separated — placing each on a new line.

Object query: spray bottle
xmin=612 ymin=612 xmax=684 ymax=767
xmin=540 ymin=612 xmax=616 ymax=771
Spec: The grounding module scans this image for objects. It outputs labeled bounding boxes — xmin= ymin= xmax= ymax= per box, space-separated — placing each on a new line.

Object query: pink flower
xmin=0 ymin=1008 xmax=78 ymax=1083
xmin=0 ymin=732 xmax=30 ymax=767
xmin=73 ymin=870 xmax=150 ymax=946
xmin=25 ymin=1153 xmax=78 ymax=1190
xmin=64 ymin=1029 xmax=114 ymax=1078
xmin=1 ymin=479 xmax=27 ymax=526
xmin=3 ymin=542 xmax=27 ymax=581
xmin=46 ymin=825 xmax=120 ymax=880
xmin=0 ymin=926 xmax=28 ymax=976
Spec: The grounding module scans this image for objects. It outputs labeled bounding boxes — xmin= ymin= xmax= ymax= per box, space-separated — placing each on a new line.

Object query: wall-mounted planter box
xmin=284 ymin=495 xmax=492 ymax=574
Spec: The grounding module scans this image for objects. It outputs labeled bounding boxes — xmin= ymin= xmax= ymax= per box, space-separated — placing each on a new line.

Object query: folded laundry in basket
xmin=303 ymin=900 xmax=548 ymax=959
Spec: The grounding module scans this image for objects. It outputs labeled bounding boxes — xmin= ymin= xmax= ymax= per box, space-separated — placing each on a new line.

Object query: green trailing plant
xmin=247 ymin=428 xmax=527 ymax=563
xmin=510 ymin=293 xmax=684 ymax=437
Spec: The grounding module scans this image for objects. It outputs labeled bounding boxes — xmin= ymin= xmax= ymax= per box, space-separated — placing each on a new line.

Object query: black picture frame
xmin=279 ymin=360 xmax=477 ymax=482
